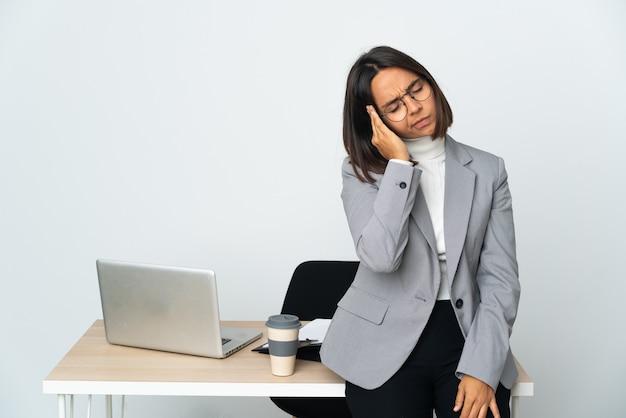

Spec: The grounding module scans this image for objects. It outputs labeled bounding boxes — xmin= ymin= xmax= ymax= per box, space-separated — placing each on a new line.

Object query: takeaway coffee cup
xmin=265 ymin=314 xmax=301 ymax=376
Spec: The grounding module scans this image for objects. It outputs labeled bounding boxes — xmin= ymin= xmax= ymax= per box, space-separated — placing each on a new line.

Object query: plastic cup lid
xmin=266 ymin=314 xmax=301 ymax=329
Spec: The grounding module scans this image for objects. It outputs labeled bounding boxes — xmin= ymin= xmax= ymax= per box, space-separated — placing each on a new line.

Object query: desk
xmin=44 ymin=320 xmax=533 ymax=418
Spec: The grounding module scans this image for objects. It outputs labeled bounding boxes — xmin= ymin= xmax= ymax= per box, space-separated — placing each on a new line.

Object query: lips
xmin=413 ymin=116 xmax=430 ymax=129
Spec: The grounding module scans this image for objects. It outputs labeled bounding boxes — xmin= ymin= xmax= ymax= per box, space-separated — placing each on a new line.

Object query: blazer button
xmin=455 ymin=299 xmax=464 ymax=309
xmin=399 ymin=182 xmax=407 ymax=189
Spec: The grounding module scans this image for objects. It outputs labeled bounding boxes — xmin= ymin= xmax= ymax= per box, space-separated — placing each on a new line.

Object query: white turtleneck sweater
xmin=390 ymin=136 xmax=449 ymax=300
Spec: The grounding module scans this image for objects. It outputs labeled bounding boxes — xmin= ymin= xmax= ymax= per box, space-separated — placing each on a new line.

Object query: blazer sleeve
xmin=456 ymin=157 xmax=521 ymax=391
xmin=341 ymin=158 xmax=422 ymax=273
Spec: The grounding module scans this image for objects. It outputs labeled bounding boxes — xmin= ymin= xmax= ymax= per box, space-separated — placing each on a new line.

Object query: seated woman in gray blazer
xmin=320 ymin=46 xmax=521 ymax=418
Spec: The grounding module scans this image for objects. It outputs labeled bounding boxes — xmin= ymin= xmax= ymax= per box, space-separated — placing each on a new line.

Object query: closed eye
xmin=408 ymin=79 xmax=424 ymax=95
xmin=384 ymin=100 xmax=404 ymax=114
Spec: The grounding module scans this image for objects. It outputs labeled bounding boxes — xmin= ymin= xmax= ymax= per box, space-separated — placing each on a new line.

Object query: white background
xmin=1 ymin=1 xmax=624 ymax=417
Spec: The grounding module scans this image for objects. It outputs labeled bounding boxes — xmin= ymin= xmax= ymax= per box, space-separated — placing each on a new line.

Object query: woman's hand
xmin=453 ymin=375 xmax=500 ymax=418
xmin=366 ymin=105 xmax=410 ymax=162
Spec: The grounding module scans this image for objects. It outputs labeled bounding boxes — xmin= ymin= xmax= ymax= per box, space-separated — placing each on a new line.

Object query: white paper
xmin=299 ymin=318 xmax=331 ymax=343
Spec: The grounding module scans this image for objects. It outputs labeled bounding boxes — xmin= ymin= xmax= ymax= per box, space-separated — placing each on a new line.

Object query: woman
xmin=320 ymin=46 xmax=521 ymax=418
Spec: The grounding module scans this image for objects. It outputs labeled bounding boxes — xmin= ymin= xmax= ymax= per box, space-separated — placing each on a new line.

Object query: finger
xmin=366 ymin=106 xmax=381 ymax=138
xmin=366 ymin=105 xmax=378 ymax=126
xmin=477 ymin=403 xmax=489 ymax=418
xmin=366 ymin=104 xmax=379 ymax=120
xmin=472 ymin=396 xmax=498 ymax=418
xmin=453 ymin=386 xmax=465 ymax=412
xmin=367 ymin=106 xmax=388 ymax=149
xmin=489 ymin=397 xmax=501 ymax=418
xmin=460 ymin=400 xmax=479 ymax=418
xmin=366 ymin=105 xmax=387 ymax=132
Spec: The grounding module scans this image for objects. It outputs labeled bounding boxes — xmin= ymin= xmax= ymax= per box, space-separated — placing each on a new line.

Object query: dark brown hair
xmin=343 ymin=46 xmax=453 ymax=182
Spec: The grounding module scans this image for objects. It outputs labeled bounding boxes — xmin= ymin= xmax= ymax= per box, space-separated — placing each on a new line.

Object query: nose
xmin=405 ymin=96 xmax=422 ymax=115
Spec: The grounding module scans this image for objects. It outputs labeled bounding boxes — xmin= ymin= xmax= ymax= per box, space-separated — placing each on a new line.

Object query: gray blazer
xmin=320 ymin=136 xmax=520 ymax=391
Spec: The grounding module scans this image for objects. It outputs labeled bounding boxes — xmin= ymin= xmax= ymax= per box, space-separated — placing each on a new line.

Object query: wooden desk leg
xmin=57 ymin=394 xmax=65 ymax=418
xmin=511 ymin=395 xmax=519 ymax=418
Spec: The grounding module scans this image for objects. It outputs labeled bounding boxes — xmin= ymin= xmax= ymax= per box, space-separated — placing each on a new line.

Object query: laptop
xmin=96 ymin=259 xmax=262 ymax=358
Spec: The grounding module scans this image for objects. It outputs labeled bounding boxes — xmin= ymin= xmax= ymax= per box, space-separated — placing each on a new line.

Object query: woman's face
xmin=370 ymin=67 xmax=437 ymax=139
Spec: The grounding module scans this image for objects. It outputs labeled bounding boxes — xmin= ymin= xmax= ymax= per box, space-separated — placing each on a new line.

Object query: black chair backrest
xmin=280 ymin=260 xmax=359 ymax=321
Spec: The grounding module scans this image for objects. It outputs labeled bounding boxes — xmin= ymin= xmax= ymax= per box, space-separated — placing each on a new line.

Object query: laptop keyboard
xmin=221 ymin=338 xmax=231 ymax=345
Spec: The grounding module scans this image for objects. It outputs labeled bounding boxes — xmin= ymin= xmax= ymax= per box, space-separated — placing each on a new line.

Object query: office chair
xmin=270 ymin=260 xmax=358 ymax=418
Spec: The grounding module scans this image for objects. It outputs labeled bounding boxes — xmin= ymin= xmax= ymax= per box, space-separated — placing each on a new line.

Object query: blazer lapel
xmin=443 ymin=137 xmax=475 ymax=284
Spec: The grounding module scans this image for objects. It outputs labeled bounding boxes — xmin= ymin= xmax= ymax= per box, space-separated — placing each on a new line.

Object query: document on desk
xmin=298 ymin=318 xmax=331 ymax=345
xmin=252 ymin=318 xmax=331 ymax=352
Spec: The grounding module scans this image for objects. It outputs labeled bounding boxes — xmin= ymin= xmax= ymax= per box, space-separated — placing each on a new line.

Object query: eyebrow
xmin=381 ymin=78 xmax=422 ymax=108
